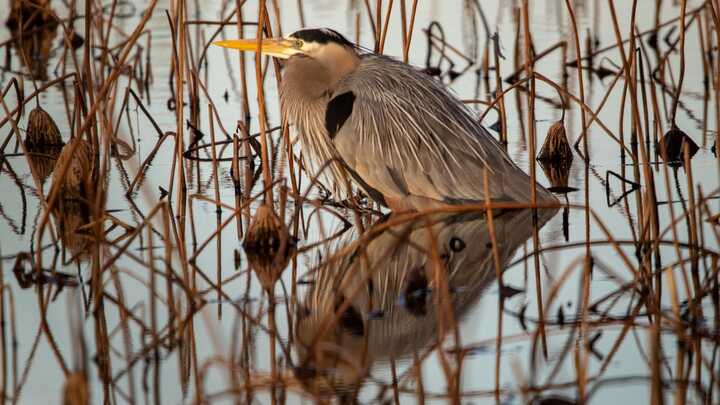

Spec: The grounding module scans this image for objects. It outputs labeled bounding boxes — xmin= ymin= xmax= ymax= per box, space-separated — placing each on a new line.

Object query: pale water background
xmin=0 ymin=0 xmax=718 ymax=403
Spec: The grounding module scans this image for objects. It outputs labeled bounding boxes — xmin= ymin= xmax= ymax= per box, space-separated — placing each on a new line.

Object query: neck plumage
xmin=279 ymin=45 xmax=360 ymax=198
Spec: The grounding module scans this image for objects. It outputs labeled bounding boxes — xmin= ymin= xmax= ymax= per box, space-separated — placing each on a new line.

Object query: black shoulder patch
xmin=403 ymin=267 xmax=428 ymax=317
xmin=335 ymin=298 xmax=365 ymax=336
xmin=325 ymin=91 xmax=355 ymax=139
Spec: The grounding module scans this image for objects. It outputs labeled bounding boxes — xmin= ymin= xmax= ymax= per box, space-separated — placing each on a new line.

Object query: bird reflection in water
xmin=293 ymin=207 xmax=557 ymax=399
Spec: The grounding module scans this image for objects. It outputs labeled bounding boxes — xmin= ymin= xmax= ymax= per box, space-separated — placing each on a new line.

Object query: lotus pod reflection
xmin=539 ymin=158 xmax=573 ymax=194
xmin=6 ymin=0 xmax=58 ymax=80
xmin=243 ymin=204 xmax=295 ymax=290
xmin=50 ymin=137 xmax=94 ymax=198
xmin=47 ymin=136 xmax=95 ymax=259
xmin=51 ymin=197 xmax=92 ymax=261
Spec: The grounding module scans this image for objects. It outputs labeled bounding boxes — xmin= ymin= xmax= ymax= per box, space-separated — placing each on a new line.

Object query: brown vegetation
xmin=0 ymin=1 xmax=717 ymax=404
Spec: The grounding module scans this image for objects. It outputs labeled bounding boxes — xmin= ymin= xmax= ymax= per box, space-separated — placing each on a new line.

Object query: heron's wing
xmin=329 ymin=55 xmax=546 ymax=206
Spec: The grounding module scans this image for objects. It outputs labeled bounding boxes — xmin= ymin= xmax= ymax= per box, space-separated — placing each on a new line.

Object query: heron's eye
xmin=293 ymin=39 xmax=304 ymax=49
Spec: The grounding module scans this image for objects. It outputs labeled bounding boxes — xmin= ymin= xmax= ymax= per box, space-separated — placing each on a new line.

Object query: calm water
xmin=0 ymin=0 xmax=718 ymax=404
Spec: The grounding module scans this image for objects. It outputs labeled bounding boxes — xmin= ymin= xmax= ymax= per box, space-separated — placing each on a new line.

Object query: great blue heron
xmin=215 ymin=28 xmax=555 ymax=210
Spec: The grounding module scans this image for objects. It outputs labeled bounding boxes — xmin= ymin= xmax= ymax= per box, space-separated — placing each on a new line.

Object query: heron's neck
xmin=315 ymin=43 xmax=360 ymax=85
xmin=282 ymin=46 xmax=359 ymax=102
xmin=282 ymin=58 xmax=332 ymax=102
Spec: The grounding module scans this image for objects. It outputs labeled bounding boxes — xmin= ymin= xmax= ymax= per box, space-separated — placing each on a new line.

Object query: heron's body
xmin=216 ymin=28 xmax=556 ymax=210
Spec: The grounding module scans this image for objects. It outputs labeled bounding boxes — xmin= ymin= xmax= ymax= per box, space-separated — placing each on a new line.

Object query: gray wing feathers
xmin=332 ymin=54 xmax=545 ymax=204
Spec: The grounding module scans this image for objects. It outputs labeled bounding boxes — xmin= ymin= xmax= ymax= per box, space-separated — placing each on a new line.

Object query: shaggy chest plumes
xmin=280 ymin=52 xmax=359 ymax=197
xmin=281 ymin=85 xmax=347 ymax=193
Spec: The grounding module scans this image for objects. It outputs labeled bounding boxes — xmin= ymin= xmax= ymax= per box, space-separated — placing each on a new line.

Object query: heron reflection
xmin=293 ymin=208 xmax=557 ymax=398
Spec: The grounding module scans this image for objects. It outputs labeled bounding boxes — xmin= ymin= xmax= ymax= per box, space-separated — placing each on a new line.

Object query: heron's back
xmin=332 ymin=54 xmax=556 ymax=207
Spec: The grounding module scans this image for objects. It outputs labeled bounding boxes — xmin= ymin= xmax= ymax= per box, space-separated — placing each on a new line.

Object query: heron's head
xmin=214 ymin=28 xmax=359 ymax=84
xmin=214 ymin=27 xmax=357 ymax=59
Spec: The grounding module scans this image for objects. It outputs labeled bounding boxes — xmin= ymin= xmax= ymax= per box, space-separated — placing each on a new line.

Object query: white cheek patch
xmin=301 ymin=42 xmax=322 ymax=55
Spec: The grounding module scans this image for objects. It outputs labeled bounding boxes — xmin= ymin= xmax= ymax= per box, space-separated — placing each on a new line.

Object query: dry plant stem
xmin=173 ymin=0 xmax=188 ymax=246
xmin=167 ymin=7 xmax=198 ymax=394
xmin=671 ymin=0 xmax=688 ymax=125
xmin=412 ymin=351 xmax=425 ymax=403
xmin=493 ymin=33 xmax=508 ymax=146
xmin=482 ymin=169 xmax=503 ymax=403
xmin=6 ymin=287 xmax=17 ymax=401
xmin=260 ymin=5 xmax=300 ymax=222
xmin=234 ymin=3 xmax=253 ymax=232
xmin=233 ymin=133 xmax=244 ymax=238
xmin=399 ymin=0 xmax=408 ymax=62
xmin=403 ymin=0 xmax=419 ymax=63
xmin=707 ymin=0 xmax=720 ymax=180
xmin=390 ymin=358 xmax=401 ymax=404
xmin=520 ymin=0 xmax=547 ymax=362
xmin=146 ymin=218 xmax=162 ymax=405
xmin=378 ymin=0 xmax=393 ymax=54
xmin=235 ymin=1 xmax=251 ymax=126
xmin=81 ymin=0 xmax=98 ymax=156
xmin=563 ymin=0 xmax=591 ymax=401
xmin=636 ymin=42 xmax=664 ymax=320
xmin=375 ymin=0 xmax=382 ymax=51
xmin=362 ymin=0 xmax=377 ymax=48
xmin=208 ymin=104 xmax=223 ymax=318
xmin=619 ymin=58 xmax=648 ymax=252
xmin=109 ymin=269 xmax=138 ymax=404
xmin=126 ymin=132 xmax=175 ymax=195
xmin=296 ymin=0 xmax=306 ymax=27
xmin=683 ymin=145 xmax=701 ymax=400
xmin=268 ymin=280 xmax=277 ymax=401
xmin=697 ymin=15 xmax=711 ymax=149
xmin=0 ymin=260 xmax=6 ymax=403
xmin=425 ymin=223 xmax=461 ymax=404
xmin=255 ymin=1 xmax=274 ymax=207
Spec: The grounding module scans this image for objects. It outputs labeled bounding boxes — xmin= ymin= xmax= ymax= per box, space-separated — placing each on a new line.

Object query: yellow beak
xmin=213 ymin=38 xmax=302 ymax=59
